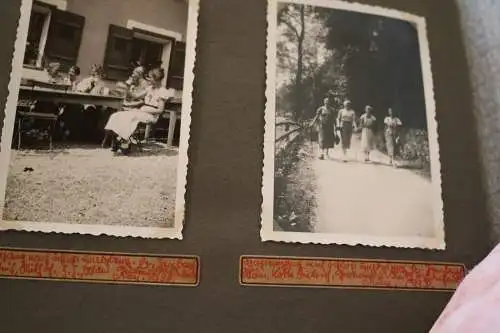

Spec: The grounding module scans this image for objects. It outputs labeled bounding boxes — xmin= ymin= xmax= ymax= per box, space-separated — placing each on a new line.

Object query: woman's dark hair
xmin=69 ymin=65 xmax=81 ymax=76
xmin=148 ymin=67 xmax=165 ymax=82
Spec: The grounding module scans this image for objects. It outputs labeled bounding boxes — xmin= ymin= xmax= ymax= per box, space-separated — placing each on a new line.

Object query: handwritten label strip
xmin=0 ymin=248 xmax=199 ymax=286
xmin=240 ymin=256 xmax=466 ymax=291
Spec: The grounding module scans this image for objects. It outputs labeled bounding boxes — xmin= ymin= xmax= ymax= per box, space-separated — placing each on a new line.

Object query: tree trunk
xmin=293 ymin=5 xmax=306 ymax=122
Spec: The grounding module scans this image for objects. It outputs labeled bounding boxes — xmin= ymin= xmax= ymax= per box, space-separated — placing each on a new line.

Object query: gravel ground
xmin=3 ymin=144 xmax=178 ymax=228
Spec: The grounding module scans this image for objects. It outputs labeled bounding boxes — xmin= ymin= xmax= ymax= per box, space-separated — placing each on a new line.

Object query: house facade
xmin=23 ymin=0 xmax=188 ymax=91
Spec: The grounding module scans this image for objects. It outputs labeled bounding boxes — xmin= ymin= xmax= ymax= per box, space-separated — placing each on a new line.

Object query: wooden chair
xmin=136 ymin=109 xmax=180 ymax=143
xmin=16 ymin=102 xmax=58 ymax=151
xmin=103 ymin=98 xmax=180 ymax=149
xmin=143 ymin=99 xmax=181 ymax=146
xmin=132 ymin=112 xmax=168 ymax=151
xmin=100 ymin=113 xmax=158 ymax=149
xmin=15 ymin=80 xmax=71 ymax=150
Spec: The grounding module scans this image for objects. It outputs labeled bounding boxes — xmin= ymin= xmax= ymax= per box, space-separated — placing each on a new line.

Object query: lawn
xmin=3 ymin=143 xmax=178 ymax=228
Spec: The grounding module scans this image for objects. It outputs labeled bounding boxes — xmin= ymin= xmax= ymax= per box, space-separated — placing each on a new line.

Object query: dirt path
xmin=312 ymin=136 xmax=435 ymax=238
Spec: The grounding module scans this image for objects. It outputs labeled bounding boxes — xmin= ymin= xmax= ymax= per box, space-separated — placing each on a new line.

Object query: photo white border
xmin=261 ymin=0 xmax=445 ymax=249
xmin=0 ymin=0 xmax=200 ymax=239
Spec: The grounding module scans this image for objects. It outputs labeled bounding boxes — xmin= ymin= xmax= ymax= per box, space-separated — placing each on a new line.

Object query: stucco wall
xmin=456 ymin=0 xmax=500 ymax=245
xmin=39 ymin=0 xmax=67 ymax=10
xmin=67 ymin=0 xmax=188 ymax=78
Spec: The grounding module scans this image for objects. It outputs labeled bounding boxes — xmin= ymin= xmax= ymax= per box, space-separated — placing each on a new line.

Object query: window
xmin=103 ymin=24 xmax=186 ymax=89
xmin=45 ymin=10 xmax=85 ymax=70
xmin=23 ymin=2 xmax=85 ymax=70
xmin=24 ymin=5 xmax=51 ymax=67
xmin=103 ymin=25 xmax=134 ymax=81
xmin=131 ymin=38 xmax=164 ymax=70
xmin=167 ymin=41 xmax=186 ymax=90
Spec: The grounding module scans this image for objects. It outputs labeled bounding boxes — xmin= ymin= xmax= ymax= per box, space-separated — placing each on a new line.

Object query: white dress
xmin=75 ymin=77 xmax=109 ymax=110
xmin=360 ymin=114 xmax=376 ymax=153
xmin=104 ymin=86 xmax=174 ymax=140
xmin=384 ymin=116 xmax=403 ymax=156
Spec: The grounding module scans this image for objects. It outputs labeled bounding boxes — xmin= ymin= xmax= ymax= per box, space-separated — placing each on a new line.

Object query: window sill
xmin=23 ymin=64 xmax=45 ymax=71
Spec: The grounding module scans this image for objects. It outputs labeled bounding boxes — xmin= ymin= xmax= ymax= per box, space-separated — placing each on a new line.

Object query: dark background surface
xmin=0 ymin=0 xmax=491 ymax=332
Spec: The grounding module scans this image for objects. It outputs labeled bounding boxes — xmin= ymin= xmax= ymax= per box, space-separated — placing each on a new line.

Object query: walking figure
xmin=337 ymin=100 xmax=357 ymax=162
xmin=384 ymin=108 xmax=403 ymax=166
xmin=310 ymin=96 xmax=337 ymax=160
xmin=360 ymin=105 xmax=377 ymax=162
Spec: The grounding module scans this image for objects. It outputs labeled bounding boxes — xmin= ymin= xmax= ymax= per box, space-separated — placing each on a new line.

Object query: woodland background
xmin=275 ymin=3 xmax=430 ymax=169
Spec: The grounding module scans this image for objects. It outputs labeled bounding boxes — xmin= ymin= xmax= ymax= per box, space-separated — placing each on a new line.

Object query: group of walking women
xmin=310 ymin=96 xmax=402 ymax=166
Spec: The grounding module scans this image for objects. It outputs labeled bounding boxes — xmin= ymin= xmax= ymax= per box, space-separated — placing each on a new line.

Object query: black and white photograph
xmin=261 ymin=0 xmax=445 ymax=248
xmin=0 ymin=0 xmax=199 ymax=238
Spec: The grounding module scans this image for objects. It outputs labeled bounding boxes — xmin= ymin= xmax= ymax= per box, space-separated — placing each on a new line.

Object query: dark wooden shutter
xmin=44 ymin=9 xmax=85 ymax=71
xmin=103 ymin=25 xmax=134 ymax=81
xmin=167 ymin=41 xmax=186 ymax=90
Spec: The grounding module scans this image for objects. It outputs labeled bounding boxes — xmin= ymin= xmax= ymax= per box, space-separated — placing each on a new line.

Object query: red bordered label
xmin=240 ymin=256 xmax=466 ymax=292
xmin=0 ymin=248 xmax=199 ymax=286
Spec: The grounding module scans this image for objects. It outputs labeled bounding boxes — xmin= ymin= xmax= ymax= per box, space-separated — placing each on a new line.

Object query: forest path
xmin=312 ymin=136 xmax=435 ymax=237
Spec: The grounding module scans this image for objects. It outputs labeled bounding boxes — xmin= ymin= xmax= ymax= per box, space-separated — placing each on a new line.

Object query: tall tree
xmin=322 ymin=10 xmax=426 ymax=129
xmin=278 ymin=4 xmax=306 ymax=121
xmin=277 ymin=4 xmax=333 ymax=121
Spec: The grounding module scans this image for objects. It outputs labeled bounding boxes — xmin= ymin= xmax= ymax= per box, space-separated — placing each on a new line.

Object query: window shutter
xmin=103 ymin=25 xmax=134 ymax=81
xmin=167 ymin=41 xmax=186 ymax=90
xmin=44 ymin=9 xmax=85 ymax=71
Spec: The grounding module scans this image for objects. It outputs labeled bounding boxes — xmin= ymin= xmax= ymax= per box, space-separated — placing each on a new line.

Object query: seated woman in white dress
xmin=104 ymin=67 xmax=174 ymax=154
xmin=120 ymin=66 xmax=150 ymax=109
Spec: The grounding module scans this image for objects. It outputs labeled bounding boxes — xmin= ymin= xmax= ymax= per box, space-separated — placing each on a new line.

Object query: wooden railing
xmin=274 ymin=121 xmax=306 ymax=154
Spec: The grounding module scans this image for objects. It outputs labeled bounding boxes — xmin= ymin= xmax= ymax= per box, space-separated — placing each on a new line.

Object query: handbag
xmin=334 ymin=132 xmax=340 ymax=145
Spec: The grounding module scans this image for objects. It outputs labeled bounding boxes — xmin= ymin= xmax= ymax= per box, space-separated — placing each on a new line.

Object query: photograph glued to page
xmin=0 ymin=0 xmax=199 ymax=239
xmin=261 ymin=0 xmax=445 ymax=249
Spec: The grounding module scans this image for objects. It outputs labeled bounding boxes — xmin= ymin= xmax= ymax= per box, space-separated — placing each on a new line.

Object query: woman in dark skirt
xmin=310 ymin=96 xmax=336 ymax=159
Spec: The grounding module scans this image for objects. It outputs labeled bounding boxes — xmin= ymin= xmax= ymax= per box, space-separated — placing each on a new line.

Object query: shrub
xmin=273 ymin=134 xmax=317 ymax=232
xmin=375 ymin=127 xmax=431 ymax=178
xmin=399 ymin=129 xmax=430 ymax=170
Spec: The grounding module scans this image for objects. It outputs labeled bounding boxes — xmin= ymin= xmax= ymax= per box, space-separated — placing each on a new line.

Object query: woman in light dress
xmin=74 ymin=65 xmax=109 ymax=142
xmin=104 ymin=67 xmax=174 ymax=154
xmin=57 ymin=66 xmax=81 ymax=140
xmin=359 ymin=105 xmax=377 ymax=162
xmin=336 ymin=100 xmax=357 ymax=162
xmin=61 ymin=65 xmax=81 ymax=91
xmin=75 ymin=64 xmax=107 ymax=95
xmin=310 ymin=96 xmax=336 ymax=160
xmin=384 ymin=108 xmax=403 ymax=166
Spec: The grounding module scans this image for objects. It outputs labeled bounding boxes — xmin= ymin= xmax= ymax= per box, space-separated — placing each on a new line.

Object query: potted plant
xmin=24 ymin=41 xmax=39 ymax=66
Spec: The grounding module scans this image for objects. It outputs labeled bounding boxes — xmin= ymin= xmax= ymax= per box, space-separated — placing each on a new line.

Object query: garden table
xmin=18 ymin=86 xmax=182 ymax=147
xmin=18 ymin=86 xmax=124 ymax=109
xmin=16 ymin=86 xmax=124 ymax=150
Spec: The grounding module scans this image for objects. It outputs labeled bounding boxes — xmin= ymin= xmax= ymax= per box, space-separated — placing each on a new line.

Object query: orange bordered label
xmin=240 ymin=256 xmax=466 ymax=292
xmin=0 ymin=248 xmax=199 ymax=286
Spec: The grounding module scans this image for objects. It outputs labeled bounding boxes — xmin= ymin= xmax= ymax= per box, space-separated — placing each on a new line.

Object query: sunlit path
xmin=312 ymin=137 xmax=436 ymax=238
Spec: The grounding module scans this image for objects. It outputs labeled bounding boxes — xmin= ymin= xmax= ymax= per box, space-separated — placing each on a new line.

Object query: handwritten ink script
xmin=241 ymin=256 xmax=466 ymax=291
xmin=0 ymin=249 xmax=199 ymax=286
